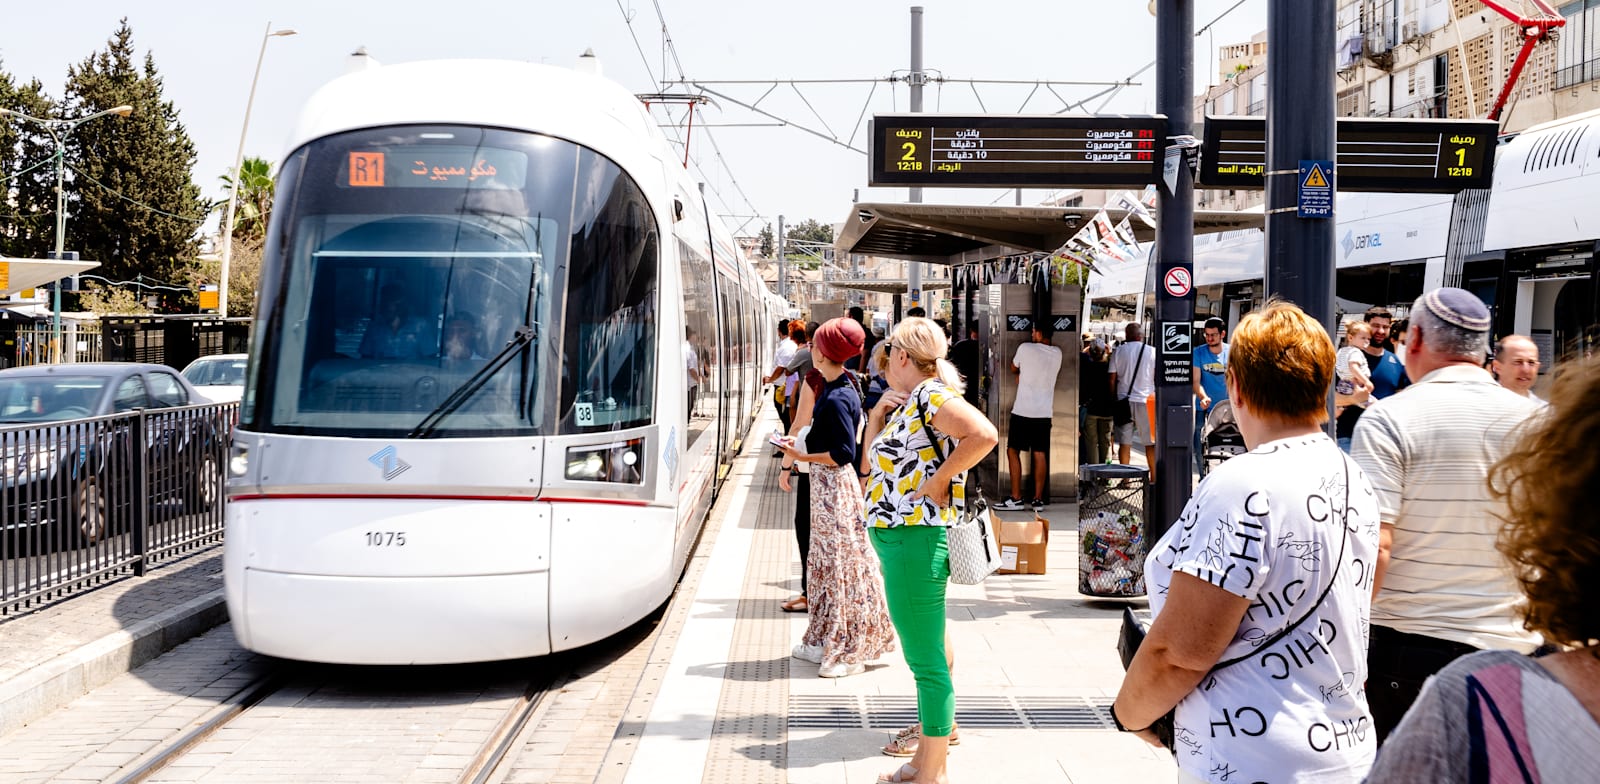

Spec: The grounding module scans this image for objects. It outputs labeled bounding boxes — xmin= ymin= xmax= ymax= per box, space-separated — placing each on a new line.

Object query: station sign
xmin=1197 ymin=116 xmax=1497 ymax=193
xmin=870 ymin=114 xmax=1167 ymax=188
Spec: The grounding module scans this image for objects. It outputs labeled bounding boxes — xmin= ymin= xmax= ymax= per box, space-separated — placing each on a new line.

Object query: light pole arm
xmin=219 ymin=22 xmax=279 ymax=319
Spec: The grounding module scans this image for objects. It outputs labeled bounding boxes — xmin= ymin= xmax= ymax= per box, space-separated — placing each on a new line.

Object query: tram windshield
xmin=246 ymin=125 xmax=659 ymax=438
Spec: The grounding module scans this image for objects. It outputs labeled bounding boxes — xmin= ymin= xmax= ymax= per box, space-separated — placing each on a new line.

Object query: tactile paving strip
xmin=701 ymin=450 xmax=793 ymax=784
xmin=788 ymin=694 xmax=1115 ymax=731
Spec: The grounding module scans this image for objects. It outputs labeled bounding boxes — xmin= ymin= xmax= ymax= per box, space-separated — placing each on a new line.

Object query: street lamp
xmin=218 ymin=23 xmax=296 ymax=318
xmin=0 ymin=103 xmax=133 ymax=362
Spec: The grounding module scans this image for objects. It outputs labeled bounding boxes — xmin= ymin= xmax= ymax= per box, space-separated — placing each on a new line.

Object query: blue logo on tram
xmin=368 ymin=446 xmax=412 ymax=481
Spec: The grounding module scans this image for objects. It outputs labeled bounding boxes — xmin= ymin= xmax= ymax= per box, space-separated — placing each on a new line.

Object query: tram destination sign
xmin=869 ymin=114 xmax=1168 ymax=188
xmin=1197 ymin=116 xmax=1497 ymax=193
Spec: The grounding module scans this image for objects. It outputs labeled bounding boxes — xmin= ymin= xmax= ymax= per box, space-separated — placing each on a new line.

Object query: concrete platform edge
xmin=0 ymin=589 xmax=227 ymax=736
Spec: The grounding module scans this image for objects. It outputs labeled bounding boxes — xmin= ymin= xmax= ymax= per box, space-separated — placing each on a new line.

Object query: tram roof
xmin=835 ymin=202 xmax=1263 ymax=264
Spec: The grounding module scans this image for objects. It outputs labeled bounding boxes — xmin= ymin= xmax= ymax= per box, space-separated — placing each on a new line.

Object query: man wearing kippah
xmin=1351 ymin=287 xmax=1543 ymax=743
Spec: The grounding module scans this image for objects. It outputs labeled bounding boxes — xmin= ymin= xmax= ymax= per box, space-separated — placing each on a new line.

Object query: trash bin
xmin=1078 ymin=464 xmax=1150 ymax=597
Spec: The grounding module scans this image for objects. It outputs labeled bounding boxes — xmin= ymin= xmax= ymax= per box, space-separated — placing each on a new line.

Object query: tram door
xmin=1512 ymin=275 xmax=1594 ymax=393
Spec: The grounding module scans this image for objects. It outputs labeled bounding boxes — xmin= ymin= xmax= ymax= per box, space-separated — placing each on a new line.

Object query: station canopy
xmin=835 ymin=202 xmax=1263 ymax=264
xmin=0 ymin=257 xmax=100 ymax=299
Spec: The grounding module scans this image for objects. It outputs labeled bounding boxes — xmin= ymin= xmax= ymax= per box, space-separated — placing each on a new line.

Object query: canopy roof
xmin=836 ymin=202 xmax=1263 ymax=263
xmin=0 ymin=257 xmax=100 ymax=299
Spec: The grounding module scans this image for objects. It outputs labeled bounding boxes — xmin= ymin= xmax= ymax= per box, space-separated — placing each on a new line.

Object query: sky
xmin=2 ymin=0 xmax=1268 ymax=239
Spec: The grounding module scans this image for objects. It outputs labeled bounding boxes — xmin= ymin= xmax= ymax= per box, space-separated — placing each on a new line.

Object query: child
xmin=1334 ymin=321 xmax=1373 ymax=416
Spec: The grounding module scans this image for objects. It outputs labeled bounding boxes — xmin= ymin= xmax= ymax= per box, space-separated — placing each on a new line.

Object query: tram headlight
xmin=564 ymin=438 xmax=645 ymax=484
xmin=229 ymin=445 xmax=250 ymax=477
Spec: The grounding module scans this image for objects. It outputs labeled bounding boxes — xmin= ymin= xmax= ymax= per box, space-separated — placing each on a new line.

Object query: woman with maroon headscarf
xmin=777 ymin=317 xmax=896 ymax=678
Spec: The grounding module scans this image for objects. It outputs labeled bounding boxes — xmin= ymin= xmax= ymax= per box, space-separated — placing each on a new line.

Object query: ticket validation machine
xmin=974 ymin=283 xmax=1080 ymax=503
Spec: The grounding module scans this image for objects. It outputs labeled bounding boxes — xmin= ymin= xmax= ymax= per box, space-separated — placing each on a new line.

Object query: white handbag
xmin=946 ymin=497 xmax=1001 ymax=584
xmin=916 ymin=397 xmax=1001 ymax=584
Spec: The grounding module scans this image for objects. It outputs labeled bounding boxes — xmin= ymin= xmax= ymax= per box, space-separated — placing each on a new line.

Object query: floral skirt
xmin=802 ymin=462 xmax=897 ymax=667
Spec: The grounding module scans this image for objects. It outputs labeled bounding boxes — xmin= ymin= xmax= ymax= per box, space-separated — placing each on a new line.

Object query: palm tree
xmin=217 ymin=156 xmax=275 ymax=243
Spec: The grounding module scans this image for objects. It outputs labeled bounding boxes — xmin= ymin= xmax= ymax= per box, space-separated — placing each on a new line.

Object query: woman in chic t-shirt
xmin=1113 ymin=300 xmax=1381 ymax=783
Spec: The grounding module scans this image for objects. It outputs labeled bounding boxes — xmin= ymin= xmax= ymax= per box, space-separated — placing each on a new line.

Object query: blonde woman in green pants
xmin=862 ymin=317 xmax=998 ymax=784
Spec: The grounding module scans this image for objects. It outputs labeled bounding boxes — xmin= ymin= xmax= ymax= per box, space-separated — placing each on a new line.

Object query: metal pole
xmin=1153 ymin=0 xmax=1196 ymax=542
xmin=777 ymin=214 xmax=787 ymax=303
xmin=906 ymin=6 xmax=924 ymax=311
xmin=1265 ymin=1 xmax=1337 ymax=345
xmin=52 ymin=132 xmax=66 ymax=363
xmin=219 ymin=23 xmax=295 ymax=318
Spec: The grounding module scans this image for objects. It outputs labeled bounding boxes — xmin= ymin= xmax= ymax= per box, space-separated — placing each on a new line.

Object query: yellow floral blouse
xmin=864 ymin=379 xmax=967 ymax=528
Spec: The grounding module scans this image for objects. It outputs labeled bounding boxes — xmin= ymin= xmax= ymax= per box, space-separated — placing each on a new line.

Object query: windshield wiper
xmin=407 ymin=325 xmax=536 ymax=439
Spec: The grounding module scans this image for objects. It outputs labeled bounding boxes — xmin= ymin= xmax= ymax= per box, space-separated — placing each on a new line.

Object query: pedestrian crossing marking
xmin=1302 ymin=164 xmax=1329 ymax=188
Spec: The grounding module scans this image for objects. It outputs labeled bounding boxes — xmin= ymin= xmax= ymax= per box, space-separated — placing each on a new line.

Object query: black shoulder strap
xmin=1210 ymin=456 xmax=1351 ymax=674
xmin=1121 ymin=342 xmax=1148 ymax=398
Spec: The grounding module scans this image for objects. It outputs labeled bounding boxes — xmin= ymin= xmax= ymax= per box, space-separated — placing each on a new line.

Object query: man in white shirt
xmin=765 ymin=319 xmax=797 ymax=439
xmin=995 ymin=324 xmax=1063 ymax=512
xmin=1353 ymin=288 xmax=1542 ymax=742
xmin=1109 ymin=323 xmax=1157 ymax=481
xmin=1492 ymin=334 xmax=1546 ymax=404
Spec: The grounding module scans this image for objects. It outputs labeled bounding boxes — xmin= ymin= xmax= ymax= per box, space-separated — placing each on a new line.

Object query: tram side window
xmin=560 ymin=155 xmax=658 ymax=432
xmin=680 ymin=239 xmax=717 ymax=447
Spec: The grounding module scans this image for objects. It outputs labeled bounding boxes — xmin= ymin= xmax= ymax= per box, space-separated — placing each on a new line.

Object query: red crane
xmin=1478 ymin=0 xmax=1566 ymax=121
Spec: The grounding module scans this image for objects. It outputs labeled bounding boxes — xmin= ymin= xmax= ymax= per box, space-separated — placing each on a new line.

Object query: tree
xmin=758 ymin=223 xmax=774 ymax=258
xmin=76 ymin=281 xmax=152 ymax=315
xmin=217 ymin=156 xmax=275 ymax=244
xmin=59 ymin=20 xmax=207 ymax=295
xmin=785 ymin=218 xmax=833 ymax=245
xmin=188 ymin=237 xmax=262 ymax=317
xmin=0 ymin=64 xmax=58 ymax=259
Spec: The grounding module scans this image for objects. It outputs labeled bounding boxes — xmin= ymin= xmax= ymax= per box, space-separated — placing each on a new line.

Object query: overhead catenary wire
xmin=616 ymin=2 xmax=765 ymax=228
xmin=67 ymin=163 xmax=208 ymax=223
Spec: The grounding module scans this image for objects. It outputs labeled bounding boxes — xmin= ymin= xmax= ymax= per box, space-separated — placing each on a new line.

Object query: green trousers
xmin=869 ymin=524 xmax=954 ymax=737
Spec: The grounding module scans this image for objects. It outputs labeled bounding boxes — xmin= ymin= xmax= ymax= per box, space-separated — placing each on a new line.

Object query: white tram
xmin=224 ymin=60 xmax=783 ymax=664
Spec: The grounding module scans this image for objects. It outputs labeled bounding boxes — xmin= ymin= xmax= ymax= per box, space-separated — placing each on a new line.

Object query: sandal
xmin=780 ymin=596 xmax=809 ymax=613
xmin=881 ymin=723 xmax=960 ymax=757
xmin=876 ymin=763 xmax=919 ymax=783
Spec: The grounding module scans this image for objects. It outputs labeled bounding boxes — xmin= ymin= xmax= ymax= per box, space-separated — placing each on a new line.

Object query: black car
xmin=0 ymin=363 xmax=221 ymax=548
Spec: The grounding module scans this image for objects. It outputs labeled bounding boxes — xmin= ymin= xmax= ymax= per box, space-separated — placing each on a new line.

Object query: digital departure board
xmin=869 ymin=114 xmax=1167 ymax=188
xmin=1198 ymin=117 xmax=1497 ymax=192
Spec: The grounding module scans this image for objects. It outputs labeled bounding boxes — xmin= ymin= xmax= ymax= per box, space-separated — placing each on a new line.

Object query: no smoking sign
xmin=1163 ymin=267 xmax=1193 ymax=297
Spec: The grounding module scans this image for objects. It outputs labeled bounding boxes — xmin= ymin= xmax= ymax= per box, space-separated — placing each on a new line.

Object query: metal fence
xmin=6 ymin=324 xmax=106 ymax=367
xmin=0 ymin=402 xmax=236 ymax=614
xmin=3 ymin=317 xmax=251 ymax=371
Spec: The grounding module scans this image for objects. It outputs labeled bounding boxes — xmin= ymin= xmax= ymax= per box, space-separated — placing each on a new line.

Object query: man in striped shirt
xmin=1352 ymin=287 xmax=1542 ymax=743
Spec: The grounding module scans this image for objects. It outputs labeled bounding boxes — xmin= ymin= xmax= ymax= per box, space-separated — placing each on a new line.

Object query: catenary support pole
xmin=777 ymin=214 xmax=787 ymax=303
xmin=1265 ymin=1 xmax=1337 ymax=373
xmin=907 ymin=6 xmax=924 ymax=312
xmin=1152 ymin=0 xmax=1197 ymax=542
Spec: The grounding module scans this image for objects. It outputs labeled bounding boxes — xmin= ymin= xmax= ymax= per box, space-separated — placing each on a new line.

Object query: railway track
xmin=106 ymin=665 xmax=555 ymax=784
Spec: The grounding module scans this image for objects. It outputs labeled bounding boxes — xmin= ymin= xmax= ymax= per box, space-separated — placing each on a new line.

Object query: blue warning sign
xmin=1298 ymin=160 xmax=1333 ymax=219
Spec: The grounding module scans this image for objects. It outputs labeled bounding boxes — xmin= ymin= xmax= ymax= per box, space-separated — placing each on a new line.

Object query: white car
xmin=181 ymin=354 xmax=248 ymax=403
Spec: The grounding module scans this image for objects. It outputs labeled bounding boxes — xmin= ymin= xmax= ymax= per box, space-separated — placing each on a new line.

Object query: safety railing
xmin=0 ymin=402 xmax=235 ymax=614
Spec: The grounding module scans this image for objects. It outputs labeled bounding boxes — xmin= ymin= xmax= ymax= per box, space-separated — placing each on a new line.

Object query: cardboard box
xmin=996 ymin=516 xmax=1049 ymax=575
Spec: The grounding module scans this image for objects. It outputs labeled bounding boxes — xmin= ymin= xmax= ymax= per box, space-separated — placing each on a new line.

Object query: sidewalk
xmin=624 ymin=423 xmax=1177 ymax=783
xmin=0 ymin=549 xmax=226 ymax=736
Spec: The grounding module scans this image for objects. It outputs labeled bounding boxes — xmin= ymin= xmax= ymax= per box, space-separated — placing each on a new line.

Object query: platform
xmin=0 ymin=409 xmax=1174 ymax=782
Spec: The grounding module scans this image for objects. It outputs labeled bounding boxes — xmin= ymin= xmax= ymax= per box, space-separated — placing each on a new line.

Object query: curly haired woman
xmin=1366 ymin=357 xmax=1600 ymax=782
